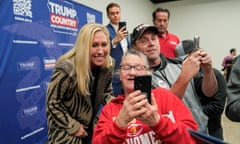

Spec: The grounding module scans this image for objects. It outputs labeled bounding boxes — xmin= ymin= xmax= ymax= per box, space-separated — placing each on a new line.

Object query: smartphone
xmin=118 ymin=21 xmax=126 ymax=30
xmin=134 ymin=75 xmax=152 ymax=103
xmin=193 ymin=35 xmax=200 ymax=50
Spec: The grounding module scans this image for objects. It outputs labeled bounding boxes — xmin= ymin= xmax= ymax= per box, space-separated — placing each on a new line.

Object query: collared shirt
xmin=158 ymin=31 xmax=180 ymax=58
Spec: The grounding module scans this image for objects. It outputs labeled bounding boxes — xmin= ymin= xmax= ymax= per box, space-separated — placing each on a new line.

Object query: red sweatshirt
xmin=93 ymin=87 xmax=199 ymax=144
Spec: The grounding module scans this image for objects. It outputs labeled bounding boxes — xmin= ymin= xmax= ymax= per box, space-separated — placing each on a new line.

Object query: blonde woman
xmin=46 ymin=23 xmax=114 ymax=144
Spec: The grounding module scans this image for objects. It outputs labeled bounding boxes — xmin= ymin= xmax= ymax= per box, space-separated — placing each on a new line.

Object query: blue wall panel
xmin=0 ymin=0 xmax=102 ymax=143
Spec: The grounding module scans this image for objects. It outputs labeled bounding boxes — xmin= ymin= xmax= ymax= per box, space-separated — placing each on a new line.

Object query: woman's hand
xmin=136 ymin=94 xmax=160 ymax=127
xmin=74 ymin=124 xmax=88 ymax=138
xmin=115 ymin=90 xmax=148 ymax=128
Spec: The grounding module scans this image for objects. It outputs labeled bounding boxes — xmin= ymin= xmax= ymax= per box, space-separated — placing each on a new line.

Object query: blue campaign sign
xmin=0 ymin=0 xmax=102 ymax=143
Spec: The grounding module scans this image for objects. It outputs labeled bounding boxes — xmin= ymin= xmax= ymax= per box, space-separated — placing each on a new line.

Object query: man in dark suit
xmin=106 ymin=2 xmax=130 ymax=96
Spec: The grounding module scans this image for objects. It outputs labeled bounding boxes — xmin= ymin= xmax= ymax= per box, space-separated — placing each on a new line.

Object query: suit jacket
xmin=106 ymin=24 xmax=130 ymax=96
xmin=106 ymin=24 xmax=130 ymax=73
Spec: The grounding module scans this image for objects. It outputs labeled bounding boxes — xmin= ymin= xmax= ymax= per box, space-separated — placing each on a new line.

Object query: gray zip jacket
xmin=152 ymin=54 xmax=208 ymax=133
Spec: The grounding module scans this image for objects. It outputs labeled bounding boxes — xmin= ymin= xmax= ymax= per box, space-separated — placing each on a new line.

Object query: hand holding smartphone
xmin=118 ymin=21 xmax=126 ymax=31
xmin=134 ymin=75 xmax=152 ymax=104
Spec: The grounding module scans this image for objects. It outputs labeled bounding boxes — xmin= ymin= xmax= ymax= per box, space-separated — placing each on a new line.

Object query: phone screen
xmin=134 ymin=75 xmax=152 ymax=103
xmin=118 ymin=21 xmax=126 ymax=30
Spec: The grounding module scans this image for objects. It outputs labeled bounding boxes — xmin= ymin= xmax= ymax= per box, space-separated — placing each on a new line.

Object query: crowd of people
xmin=45 ymin=2 xmax=239 ymax=144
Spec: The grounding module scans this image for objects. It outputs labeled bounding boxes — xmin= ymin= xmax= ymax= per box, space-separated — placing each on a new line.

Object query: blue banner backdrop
xmin=0 ymin=0 xmax=102 ymax=143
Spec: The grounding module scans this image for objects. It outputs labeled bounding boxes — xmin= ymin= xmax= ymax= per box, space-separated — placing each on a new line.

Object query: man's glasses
xmin=120 ymin=64 xmax=147 ymax=71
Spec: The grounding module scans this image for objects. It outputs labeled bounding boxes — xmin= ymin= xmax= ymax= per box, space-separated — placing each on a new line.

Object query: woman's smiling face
xmin=90 ymin=30 xmax=109 ymax=68
xmin=120 ymin=54 xmax=148 ymax=95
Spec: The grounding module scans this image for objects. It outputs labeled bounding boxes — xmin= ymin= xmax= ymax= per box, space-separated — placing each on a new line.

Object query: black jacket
xmin=198 ymin=68 xmax=226 ymax=139
xmin=199 ymin=68 xmax=226 ymax=118
xmin=225 ymin=55 xmax=240 ymax=122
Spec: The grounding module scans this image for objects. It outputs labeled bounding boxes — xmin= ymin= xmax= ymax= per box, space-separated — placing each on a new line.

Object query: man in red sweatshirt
xmin=92 ymin=49 xmax=199 ymax=144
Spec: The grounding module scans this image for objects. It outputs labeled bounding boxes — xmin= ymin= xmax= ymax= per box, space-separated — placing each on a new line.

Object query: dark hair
xmin=230 ymin=48 xmax=236 ymax=54
xmin=152 ymin=7 xmax=170 ymax=20
xmin=106 ymin=2 xmax=120 ymax=14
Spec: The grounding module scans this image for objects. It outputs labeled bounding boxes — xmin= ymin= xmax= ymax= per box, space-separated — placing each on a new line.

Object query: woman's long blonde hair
xmin=57 ymin=23 xmax=112 ymax=96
